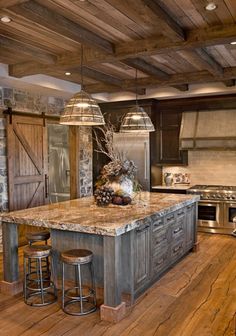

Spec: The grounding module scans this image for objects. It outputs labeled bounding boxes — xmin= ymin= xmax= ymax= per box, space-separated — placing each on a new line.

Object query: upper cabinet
xmin=151 ymin=109 xmax=188 ymax=165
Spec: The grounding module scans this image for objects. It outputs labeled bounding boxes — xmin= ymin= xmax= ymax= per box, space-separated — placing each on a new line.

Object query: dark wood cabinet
xmin=151 ymin=109 xmax=188 ymax=165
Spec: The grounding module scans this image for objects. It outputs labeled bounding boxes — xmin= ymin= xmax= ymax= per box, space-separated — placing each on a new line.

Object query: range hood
xmin=180 ymin=110 xmax=236 ymax=150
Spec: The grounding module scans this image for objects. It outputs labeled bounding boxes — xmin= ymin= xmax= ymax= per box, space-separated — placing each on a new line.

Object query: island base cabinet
xmin=133 ymin=203 xmax=197 ymax=297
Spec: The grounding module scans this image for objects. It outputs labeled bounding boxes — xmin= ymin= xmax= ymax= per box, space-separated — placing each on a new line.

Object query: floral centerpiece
xmin=93 ymin=123 xmax=139 ymax=206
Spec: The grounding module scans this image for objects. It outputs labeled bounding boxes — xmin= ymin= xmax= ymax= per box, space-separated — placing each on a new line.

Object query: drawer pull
xmin=136 ymin=225 xmax=149 ymax=233
xmin=177 ymin=211 xmax=184 ymax=216
xmin=155 ymin=258 xmax=164 ymax=266
xmin=166 ymin=215 xmax=174 ymax=221
xmin=173 ymin=227 xmax=182 ymax=234
xmin=154 ymin=220 xmax=163 ymax=227
xmin=173 ymin=245 xmax=182 ymax=253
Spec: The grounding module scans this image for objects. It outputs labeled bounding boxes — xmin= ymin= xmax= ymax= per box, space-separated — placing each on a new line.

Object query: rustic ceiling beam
xmin=172 ymin=84 xmax=189 ymax=92
xmin=195 ymin=48 xmax=223 ymax=76
xmin=80 ymin=67 xmax=123 ymax=87
xmin=142 ymin=0 xmax=185 ymax=41
xmin=8 ymin=23 xmax=236 ymax=78
xmin=122 ymin=58 xmax=170 ymax=80
xmin=177 ymin=49 xmax=223 ymax=76
xmin=115 ymin=23 xmax=236 ymax=58
xmin=9 ymin=0 xmax=114 ymax=54
xmin=0 ymin=35 xmax=56 ymax=64
xmin=0 ymin=0 xmax=28 ymax=8
xmin=83 ymin=68 xmax=236 ymax=93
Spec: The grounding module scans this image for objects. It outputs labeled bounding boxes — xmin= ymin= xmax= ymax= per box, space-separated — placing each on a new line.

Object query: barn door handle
xmin=45 ymin=174 xmax=49 ymax=198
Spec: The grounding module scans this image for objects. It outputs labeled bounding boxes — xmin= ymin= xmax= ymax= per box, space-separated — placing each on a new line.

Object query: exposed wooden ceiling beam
xmin=0 ymin=35 xmax=56 ymax=64
xmin=80 ymin=66 xmax=146 ymax=94
xmin=9 ymin=22 xmax=236 ymax=78
xmin=142 ymin=0 xmax=185 ymax=42
xmin=195 ymin=48 xmax=223 ymax=76
xmin=0 ymin=0 xmax=28 ymax=8
xmin=172 ymin=84 xmax=189 ymax=92
xmin=122 ymin=58 xmax=170 ymax=80
xmin=83 ymin=68 xmax=236 ymax=93
xmin=115 ymin=23 xmax=236 ymax=59
xmin=9 ymin=0 xmax=114 ymax=54
xmin=177 ymin=49 xmax=223 ymax=76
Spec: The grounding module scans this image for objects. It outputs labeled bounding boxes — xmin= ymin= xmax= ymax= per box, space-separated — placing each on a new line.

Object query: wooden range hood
xmin=179 ymin=110 xmax=236 ymax=150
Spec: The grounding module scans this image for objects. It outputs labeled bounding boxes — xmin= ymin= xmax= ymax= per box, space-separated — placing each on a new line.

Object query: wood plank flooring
xmin=0 ymin=233 xmax=236 ymax=336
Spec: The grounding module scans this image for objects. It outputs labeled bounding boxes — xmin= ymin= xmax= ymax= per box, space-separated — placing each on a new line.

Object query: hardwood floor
xmin=0 ymin=233 xmax=236 ymax=336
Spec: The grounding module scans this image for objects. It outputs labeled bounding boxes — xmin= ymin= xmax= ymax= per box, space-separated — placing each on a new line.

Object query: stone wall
xmin=79 ymin=127 xmax=93 ymax=197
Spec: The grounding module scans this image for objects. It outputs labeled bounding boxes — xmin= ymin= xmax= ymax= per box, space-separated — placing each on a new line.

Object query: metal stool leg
xmin=78 ymin=264 xmax=83 ymax=314
xmin=90 ymin=262 xmax=97 ymax=307
xmin=38 ymin=258 xmax=44 ymax=305
xmin=62 ymin=262 xmax=65 ymax=310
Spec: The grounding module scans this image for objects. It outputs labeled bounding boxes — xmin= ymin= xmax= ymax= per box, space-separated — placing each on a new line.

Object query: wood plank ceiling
xmin=1 ymin=0 xmax=236 ymax=94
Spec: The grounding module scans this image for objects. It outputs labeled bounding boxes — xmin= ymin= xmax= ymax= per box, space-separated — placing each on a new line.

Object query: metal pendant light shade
xmin=59 ymin=44 xmax=105 ymax=126
xmin=120 ymin=68 xmax=155 ymax=133
xmin=120 ymin=105 xmax=155 ymax=132
xmin=59 ymin=90 xmax=105 ymax=126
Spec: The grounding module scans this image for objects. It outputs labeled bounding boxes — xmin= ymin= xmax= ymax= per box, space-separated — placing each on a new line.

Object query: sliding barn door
xmin=7 ymin=114 xmax=49 ymax=245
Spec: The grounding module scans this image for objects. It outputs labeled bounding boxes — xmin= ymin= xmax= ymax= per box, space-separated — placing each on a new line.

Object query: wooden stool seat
xmin=23 ymin=245 xmax=51 ymax=258
xmin=61 ymin=249 xmax=93 ymax=265
xmin=26 ymin=230 xmax=50 ymax=244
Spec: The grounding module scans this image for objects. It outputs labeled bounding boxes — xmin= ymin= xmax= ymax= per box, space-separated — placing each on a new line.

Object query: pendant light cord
xmin=81 ymin=44 xmax=84 ymax=90
xmin=135 ymin=68 xmax=138 ymax=107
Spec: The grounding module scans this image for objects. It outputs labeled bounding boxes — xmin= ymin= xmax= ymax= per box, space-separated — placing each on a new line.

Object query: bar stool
xmin=25 ymin=230 xmax=51 ymax=276
xmin=26 ymin=230 xmax=50 ymax=245
xmin=61 ymin=249 xmax=96 ymax=316
xmin=23 ymin=245 xmax=57 ymax=306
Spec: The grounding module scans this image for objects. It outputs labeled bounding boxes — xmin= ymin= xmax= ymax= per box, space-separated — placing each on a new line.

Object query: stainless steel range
xmin=187 ymin=185 xmax=236 ymax=234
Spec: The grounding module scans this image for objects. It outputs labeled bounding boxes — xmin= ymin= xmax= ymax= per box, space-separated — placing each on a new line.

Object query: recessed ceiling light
xmin=0 ymin=16 xmax=12 ymax=23
xmin=65 ymin=72 xmax=71 ymax=76
xmin=205 ymin=2 xmax=217 ymax=11
xmin=230 ymin=41 xmax=236 ymax=45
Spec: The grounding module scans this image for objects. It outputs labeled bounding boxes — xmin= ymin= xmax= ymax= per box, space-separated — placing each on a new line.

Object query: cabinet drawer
xmin=152 ymin=227 xmax=170 ymax=250
xmin=152 ymin=245 xmax=170 ymax=275
xmin=164 ymin=212 xmax=176 ymax=225
xmin=171 ymin=237 xmax=185 ymax=262
xmin=171 ymin=217 xmax=185 ymax=240
xmin=152 ymin=217 xmax=165 ymax=232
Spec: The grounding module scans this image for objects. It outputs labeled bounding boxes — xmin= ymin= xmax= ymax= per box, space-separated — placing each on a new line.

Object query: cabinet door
xmin=185 ymin=204 xmax=196 ymax=250
xmin=152 ymin=110 xmax=187 ymax=165
xmin=134 ymin=222 xmax=151 ymax=291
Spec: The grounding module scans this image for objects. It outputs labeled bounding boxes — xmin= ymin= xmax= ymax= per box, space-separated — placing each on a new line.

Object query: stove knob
xmin=227 ymin=195 xmax=231 ymax=200
xmin=232 ymin=195 xmax=236 ymax=200
xmin=211 ymin=194 xmax=216 ymax=199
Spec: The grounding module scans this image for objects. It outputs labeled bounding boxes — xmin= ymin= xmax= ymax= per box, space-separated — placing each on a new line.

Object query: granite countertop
xmin=1 ymin=192 xmax=199 ymax=236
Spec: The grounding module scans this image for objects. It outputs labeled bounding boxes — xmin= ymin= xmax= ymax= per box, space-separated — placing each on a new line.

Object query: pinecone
xmin=94 ymin=186 xmax=114 ymax=206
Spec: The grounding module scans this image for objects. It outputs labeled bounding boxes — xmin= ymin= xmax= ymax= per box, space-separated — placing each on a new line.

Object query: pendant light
xmin=59 ymin=45 xmax=105 ymax=126
xmin=120 ymin=69 xmax=155 ymax=133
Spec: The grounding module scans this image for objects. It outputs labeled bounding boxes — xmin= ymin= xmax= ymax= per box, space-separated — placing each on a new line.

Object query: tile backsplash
xmin=163 ymin=151 xmax=236 ymax=186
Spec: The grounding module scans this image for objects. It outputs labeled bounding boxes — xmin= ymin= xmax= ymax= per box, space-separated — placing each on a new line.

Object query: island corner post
xmin=1 ymin=221 xmax=22 ymax=295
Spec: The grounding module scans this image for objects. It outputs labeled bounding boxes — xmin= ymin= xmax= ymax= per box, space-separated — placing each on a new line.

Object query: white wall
xmin=163 ymin=151 xmax=236 ymax=186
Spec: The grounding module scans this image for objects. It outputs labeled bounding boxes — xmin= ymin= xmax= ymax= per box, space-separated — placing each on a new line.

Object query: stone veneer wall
xmin=79 ymin=127 xmax=93 ymax=197
xmin=0 ymin=86 xmax=93 ymax=251
xmin=163 ymin=150 xmax=236 ymax=186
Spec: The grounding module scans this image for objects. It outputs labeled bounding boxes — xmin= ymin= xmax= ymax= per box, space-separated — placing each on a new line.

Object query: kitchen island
xmin=1 ymin=192 xmax=199 ymax=322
